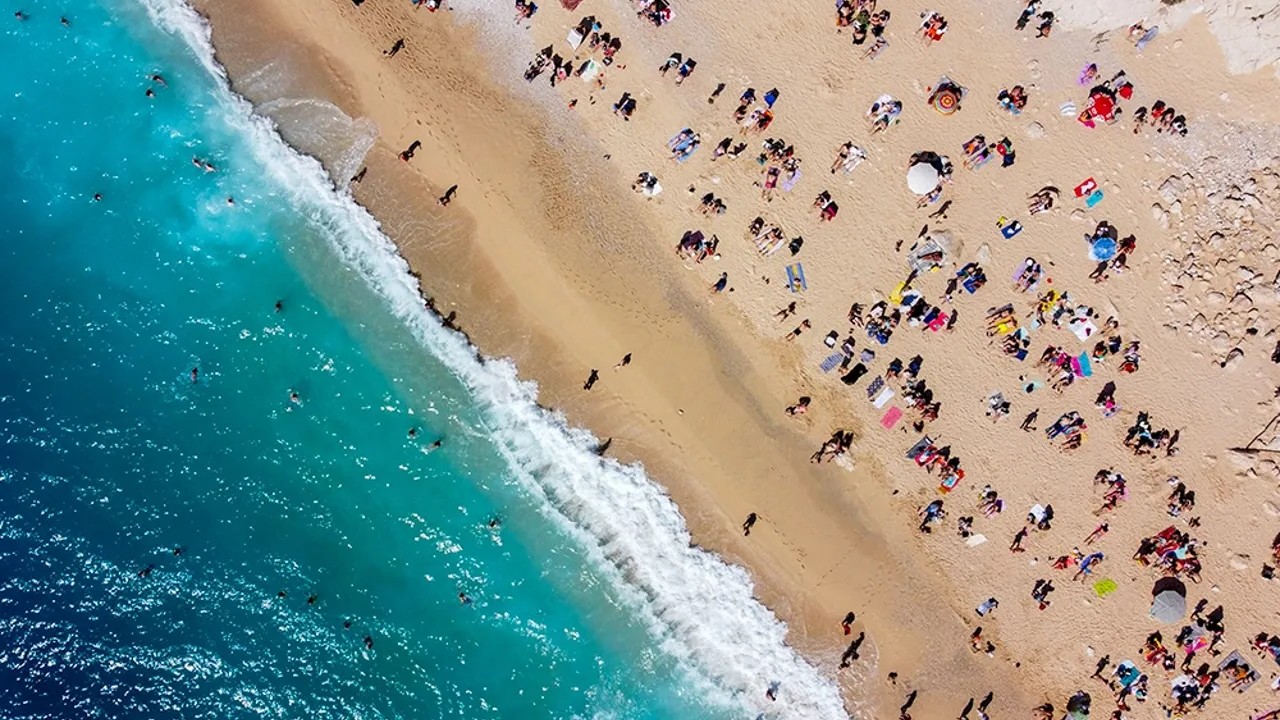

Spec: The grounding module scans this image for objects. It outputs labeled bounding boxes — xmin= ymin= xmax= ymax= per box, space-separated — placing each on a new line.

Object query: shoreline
xmin=191 ymin=0 xmax=1280 ymax=717
xmin=187 ymin=0 xmax=985 ymax=714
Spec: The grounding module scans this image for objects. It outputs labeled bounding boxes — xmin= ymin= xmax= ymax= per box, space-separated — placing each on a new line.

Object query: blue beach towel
xmin=786 ymin=263 xmax=807 ymax=293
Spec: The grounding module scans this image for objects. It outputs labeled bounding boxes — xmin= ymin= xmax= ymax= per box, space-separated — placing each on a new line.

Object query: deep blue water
xmin=0 ymin=2 xmax=846 ymax=719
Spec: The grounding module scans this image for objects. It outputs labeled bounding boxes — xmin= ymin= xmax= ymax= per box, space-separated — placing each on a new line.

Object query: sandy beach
xmin=193 ymin=0 xmax=1280 ymax=716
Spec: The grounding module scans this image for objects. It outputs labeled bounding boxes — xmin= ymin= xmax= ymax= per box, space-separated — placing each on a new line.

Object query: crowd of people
xmin=416 ymin=0 xmax=1275 ymax=715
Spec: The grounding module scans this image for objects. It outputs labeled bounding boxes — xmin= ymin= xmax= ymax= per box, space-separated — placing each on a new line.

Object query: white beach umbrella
xmin=907 ymin=162 xmax=940 ymax=195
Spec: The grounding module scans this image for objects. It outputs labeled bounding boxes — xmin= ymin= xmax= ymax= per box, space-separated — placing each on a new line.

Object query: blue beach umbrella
xmin=1089 ymin=236 xmax=1118 ymax=261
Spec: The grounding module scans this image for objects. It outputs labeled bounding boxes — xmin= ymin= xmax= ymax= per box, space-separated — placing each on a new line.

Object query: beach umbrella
xmin=1149 ymin=576 xmax=1187 ymax=624
xmin=1089 ymin=93 xmax=1115 ymax=119
xmin=1089 ymin=236 xmax=1117 ymax=261
xmin=932 ymin=88 xmax=960 ymax=114
xmin=907 ymin=163 xmax=940 ymax=195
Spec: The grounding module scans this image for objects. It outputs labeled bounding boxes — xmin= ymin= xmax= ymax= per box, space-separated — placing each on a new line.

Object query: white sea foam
xmin=136 ymin=1 xmax=851 ymax=717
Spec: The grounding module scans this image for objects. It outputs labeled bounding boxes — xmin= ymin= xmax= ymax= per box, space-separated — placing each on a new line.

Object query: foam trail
xmin=136 ymin=1 xmax=851 ymax=717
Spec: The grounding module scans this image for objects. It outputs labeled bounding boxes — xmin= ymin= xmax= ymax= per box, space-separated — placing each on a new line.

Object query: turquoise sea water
xmin=0 ymin=2 xmax=847 ymax=719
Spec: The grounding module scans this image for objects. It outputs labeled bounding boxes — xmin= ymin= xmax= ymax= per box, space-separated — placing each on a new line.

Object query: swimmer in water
xmin=488 ymin=516 xmax=501 ymax=528
xmin=343 ymin=619 xmax=352 ymax=629
xmin=458 ymin=592 xmax=472 ymax=605
xmin=61 ymin=16 xmax=70 ymax=26
xmin=226 ymin=197 xmax=234 ymax=206
xmin=190 ymin=367 xmax=198 ymax=383
xmin=307 ymin=594 xmax=318 ymax=605
xmin=407 ymin=427 xmax=418 ymax=439
xmin=93 ymin=193 xmax=102 ymax=202
xmin=203 ymin=162 xmax=216 ymax=173
xmin=151 ymin=74 xmax=167 ymax=87
xmin=192 ymin=157 xmax=203 ymax=168
xmin=14 ymin=11 xmax=28 ymax=21
xmin=145 ymin=87 xmax=155 ymax=98
xmin=138 ymin=564 xmax=155 ymax=578
xmin=173 ymin=546 xmax=185 ymax=556
xmin=363 ymin=635 xmax=374 ymax=650
xmin=274 ymin=299 xmax=283 ymax=313
xmin=277 ymin=590 xmax=287 ymax=598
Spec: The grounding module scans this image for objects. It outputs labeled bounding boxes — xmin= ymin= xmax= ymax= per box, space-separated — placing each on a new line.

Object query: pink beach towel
xmin=881 ymin=406 xmax=903 ymax=429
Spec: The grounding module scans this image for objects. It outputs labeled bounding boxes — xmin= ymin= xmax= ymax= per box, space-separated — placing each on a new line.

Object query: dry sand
xmin=193 ymin=0 xmax=1280 ymax=716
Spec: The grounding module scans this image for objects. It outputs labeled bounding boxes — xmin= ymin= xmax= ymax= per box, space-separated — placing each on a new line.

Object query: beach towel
xmin=780 ymin=168 xmax=802 ymax=192
xmin=1059 ymin=101 xmax=1077 ymax=116
xmin=1000 ymin=220 xmax=1023 ymax=239
xmin=1076 ymin=352 xmax=1093 ymax=377
xmin=1136 ymin=25 xmax=1159 ymax=51
xmin=580 ymin=59 xmax=600 ymax=82
xmin=1070 ymin=319 xmax=1097 ymax=341
xmin=841 ymin=363 xmax=868 ymax=386
xmin=785 ymin=263 xmax=807 ymax=293
xmin=881 ymin=406 xmax=904 ymax=430
xmin=905 ymin=435 xmax=932 ymax=458
xmin=567 ymin=29 xmax=585 ymax=50
xmin=1220 ymin=651 xmax=1260 ymax=691
xmin=1085 ymin=189 xmax=1104 ymax=208
xmin=1014 ymin=348 xmax=1028 ymax=361
xmin=1114 ymin=660 xmax=1139 ymax=686
xmin=819 ymin=352 xmax=844 ymax=373
xmin=1093 ymin=578 xmax=1117 ymax=597
xmin=965 ymin=533 xmax=987 ymax=547
xmin=865 ymin=376 xmax=885 ymax=398
xmin=1073 ymin=177 xmax=1097 ymax=198
xmin=1011 ymin=258 xmax=1032 ymax=283
xmin=873 ymin=386 xmax=895 ymax=409
xmin=927 ymin=312 xmax=948 ymax=332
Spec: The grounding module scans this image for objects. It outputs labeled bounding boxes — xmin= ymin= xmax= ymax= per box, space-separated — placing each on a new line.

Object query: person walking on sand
xmin=742 ymin=512 xmax=758 ymax=535
xmin=1010 ymin=527 xmax=1028 ymax=552
xmin=384 ymin=38 xmax=406 ymax=57
xmin=437 ymin=184 xmax=458 ymax=206
xmin=583 ymin=369 xmax=599 ymax=390
xmin=839 ymin=631 xmax=865 ymax=667
xmin=958 ymin=696 xmax=974 ymax=720
xmin=614 ymin=353 xmax=631 ymax=369
xmin=399 ymin=140 xmax=421 ymax=161
xmin=711 ymin=272 xmax=728 ymax=293
xmin=900 ymin=689 xmax=918 ymax=719
xmin=841 ymin=611 xmax=856 ymax=634
xmin=1091 ymin=654 xmax=1110 ymax=679
xmin=1020 ymin=408 xmax=1038 ymax=431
